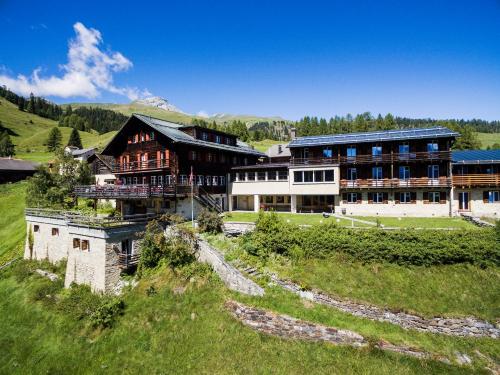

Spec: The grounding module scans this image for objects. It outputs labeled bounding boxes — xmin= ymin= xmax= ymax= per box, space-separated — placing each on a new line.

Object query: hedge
xmin=244 ymin=212 xmax=499 ymax=267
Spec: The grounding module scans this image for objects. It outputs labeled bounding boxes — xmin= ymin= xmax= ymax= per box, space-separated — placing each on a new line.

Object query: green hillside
xmin=0 ymin=98 xmax=116 ymax=162
xmin=476 ymin=132 xmax=500 ymax=149
xmin=0 ymin=182 xmax=26 ymax=263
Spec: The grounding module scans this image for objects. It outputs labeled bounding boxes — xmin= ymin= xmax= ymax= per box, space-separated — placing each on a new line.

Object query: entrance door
xmin=458 ymin=192 xmax=470 ymax=211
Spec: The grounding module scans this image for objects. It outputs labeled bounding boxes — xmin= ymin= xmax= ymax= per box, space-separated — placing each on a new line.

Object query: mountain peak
xmin=134 ymin=96 xmax=185 ymax=114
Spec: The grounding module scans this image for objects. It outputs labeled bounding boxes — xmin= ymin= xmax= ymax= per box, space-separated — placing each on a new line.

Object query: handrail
xmin=291 ymin=151 xmax=451 ymax=165
xmin=452 ymin=174 xmax=500 ymax=187
xmin=340 ymin=177 xmax=451 ymax=188
xmin=112 ymin=159 xmax=170 ymax=173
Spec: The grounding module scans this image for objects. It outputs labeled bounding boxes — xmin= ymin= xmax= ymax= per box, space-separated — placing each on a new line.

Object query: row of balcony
xmin=74 ymin=184 xmax=195 ymax=199
xmin=340 ymin=177 xmax=451 ymax=189
xmin=452 ymin=174 xmax=500 ymax=187
xmin=112 ymin=159 xmax=170 ymax=174
xmin=291 ymin=151 xmax=451 ymax=165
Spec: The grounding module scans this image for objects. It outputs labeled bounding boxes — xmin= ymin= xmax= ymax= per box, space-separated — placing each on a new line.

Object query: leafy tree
xmin=0 ymin=131 xmax=15 ymax=156
xmin=45 ymin=127 xmax=62 ymax=152
xmin=67 ymin=127 xmax=83 ymax=148
xmin=197 ymin=208 xmax=223 ymax=233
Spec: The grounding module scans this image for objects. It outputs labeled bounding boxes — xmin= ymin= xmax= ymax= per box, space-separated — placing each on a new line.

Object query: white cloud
xmin=0 ymin=22 xmax=149 ymax=100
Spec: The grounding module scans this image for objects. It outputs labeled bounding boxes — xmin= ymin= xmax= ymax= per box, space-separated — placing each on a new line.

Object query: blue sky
xmin=1 ymin=0 xmax=499 ymax=120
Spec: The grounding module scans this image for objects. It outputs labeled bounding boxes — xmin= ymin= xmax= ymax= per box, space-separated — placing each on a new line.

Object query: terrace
xmin=452 ymin=174 xmax=500 ymax=187
xmin=74 ymin=184 xmax=194 ymax=199
xmin=112 ymin=159 xmax=170 ymax=174
xmin=340 ymin=177 xmax=451 ymax=189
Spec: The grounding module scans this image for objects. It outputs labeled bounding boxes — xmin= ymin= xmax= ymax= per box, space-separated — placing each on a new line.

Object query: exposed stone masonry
xmin=270 ymin=275 xmax=500 ymax=338
xmin=226 ymin=300 xmax=449 ymax=362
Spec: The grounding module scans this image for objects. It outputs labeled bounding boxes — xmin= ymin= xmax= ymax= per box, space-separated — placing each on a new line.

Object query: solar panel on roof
xmin=288 ymin=127 xmax=459 ymax=148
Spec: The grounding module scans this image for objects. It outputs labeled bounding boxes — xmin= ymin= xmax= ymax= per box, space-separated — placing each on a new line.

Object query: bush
xmin=89 ymin=298 xmax=124 ymax=328
xmin=30 ymin=278 xmax=64 ymax=306
xmin=57 ymin=284 xmax=102 ymax=319
xmin=246 ymin=213 xmax=499 ymax=267
xmin=197 ymin=208 xmax=223 ymax=233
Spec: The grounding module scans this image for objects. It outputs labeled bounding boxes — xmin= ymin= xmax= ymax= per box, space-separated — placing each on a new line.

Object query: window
xmin=226 ymin=138 xmax=231 ymax=145
xmin=189 ymin=151 xmax=197 ymax=161
xmin=237 ymin=172 xmax=246 ymax=181
xmin=220 ymin=176 xmax=225 ymax=186
xmin=73 ymin=238 xmax=80 ymax=248
xmin=158 ymin=175 xmax=163 ymax=185
xmin=372 ymin=166 xmax=383 ymax=180
xmin=399 ymin=166 xmax=410 ymax=180
xmin=324 ymin=170 xmax=334 ymax=181
xmin=399 ymin=143 xmax=409 ymax=154
xmin=232 ymin=156 xmax=238 ymax=165
xmin=294 ymin=171 xmax=303 ymax=182
xmin=247 ymin=172 xmax=255 ymax=181
xmin=278 ymin=171 xmax=288 ymax=180
xmin=127 ymin=177 xmax=132 ymax=185
xmin=141 ymin=133 xmax=145 ymax=142
xmin=127 ymin=135 xmax=133 ymax=144
xmin=151 ymin=176 xmax=157 ymax=185
xmin=34 ymin=225 xmax=39 ymax=232
xmin=314 ymin=170 xmax=324 ymax=182
xmin=133 ymin=177 xmax=138 ymax=184
xmin=304 ymin=171 xmax=313 ymax=182
xmin=202 ymin=132 xmax=209 ymax=141
xmin=323 ymin=147 xmax=332 ymax=158
xmin=267 ymin=171 xmax=277 ymax=180
xmin=205 ymin=176 xmax=211 ymax=186
xmin=427 ymin=141 xmax=439 ymax=153
xmin=372 ymin=145 xmax=382 ymax=156
xmin=52 ymin=228 xmax=59 ymax=236
xmin=197 ymin=175 xmax=204 ymax=186
xmin=400 ymin=192 xmax=411 ymax=203
xmin=206 ymin=153 xmax=213 ymax=162
xmin=215 ymin=135 xmax=221 ymax=143
xmin=220 ymin=154 xmax=226 ymax=163
xmin=81 ymin=240 xmax=89 ymax=251
xmin=277 ymin=196 xmax=285 ymax=204
xmin=302 ymin=148 xmax=309 ymax=159
xmin=373 ymin=192 xmax=384 ymax=203
xmin=347 ymin=193 xmax=358 ymax=203
xmin=150 ymin=132 xmax=155 ymax=140
xmin=347 ymin=168 xmax=357 ymax=180
xmin=179 ymin=175 xmax=188 ymax=185
xmin=488 ymin=191 xmax=500 ymax=203
xmin=257 ymin=172 xmax=266 ymax=181
xmin=347 ymin=146 xmax=356 ymax=158
xmin=428 ymin=165 xmax=439 ymax=179
xmin=429 ymin=192 xmax=440 ymax=203
xmin=212 ymin=176 xmax=218 ymax=186
xmin=265 ymin=196 xmax=273 ymax=204
xmin=243 ymin=158 xmax=248 ymax=166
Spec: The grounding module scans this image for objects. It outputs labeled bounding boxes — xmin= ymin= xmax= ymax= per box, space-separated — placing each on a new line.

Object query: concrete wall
xmin=452 ymin=189 xmax=500 ymax=218
xmin=24 ymin=216 xmax=69 ymax=263
xmin=289 ymin=166 xmax=340 ymax=195
xmin=230 ymin=180 xmax=290 ymax=195
xmin=338 ymin=191 xmax=451 ymax=217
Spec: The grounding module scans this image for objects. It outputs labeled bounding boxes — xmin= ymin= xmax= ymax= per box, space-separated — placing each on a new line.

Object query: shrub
xmin=30 ymin=278 xmax=64 ymax=306
xmin=89 ymin=298 xmax=124 ymax=328
xmin=57 ymin=284 xmax=102 ymax=319
xmin=245 ymin=213 xmax=499 ymax=267
xmin=197 ymin=208 xmax=223 ymax=233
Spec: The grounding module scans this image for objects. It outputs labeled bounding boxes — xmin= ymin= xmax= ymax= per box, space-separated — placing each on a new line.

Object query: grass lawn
xmin=0 ymin=261 xmax=485 ymax=374
xmin=224 ymin=211 xmax=372 ymax=227
xmin=249 ymin=139 xmax=283 ymax=152
xmin=353 ymin=216 xmax=477 ymax=229
xmin=0 ymin=182 xmax=27 ymax=263
xmin=475 ymin=132 xmax=500 ymax=149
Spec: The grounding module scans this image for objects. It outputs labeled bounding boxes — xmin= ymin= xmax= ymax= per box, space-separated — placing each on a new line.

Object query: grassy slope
xmin=0 ymin=263 xmax=483 ymax=374
xmin=249 ymin=139 xmax=284 ymax=152
xmin=0 ymin=182 xmax=26 ymax=263
xmin=0 ymin=98 xmax=116 ymax=162
xmin=476 ymin=132 xmax=500 ymax=149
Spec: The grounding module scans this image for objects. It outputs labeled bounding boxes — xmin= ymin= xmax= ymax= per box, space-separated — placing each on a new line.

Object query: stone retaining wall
xmin=271 ymin=276 xmax=499 ymax=338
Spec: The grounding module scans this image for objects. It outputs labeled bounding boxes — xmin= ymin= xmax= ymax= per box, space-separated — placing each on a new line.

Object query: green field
xmin=0 ymin=182 xmax=26 ymax=263
xmin=475 ymin=132 xmax=500 ymax=149
xmin=248 ymin=139 xmax=283 ymax=152
xmin=0 ymin=97 xmax=116 ymax=163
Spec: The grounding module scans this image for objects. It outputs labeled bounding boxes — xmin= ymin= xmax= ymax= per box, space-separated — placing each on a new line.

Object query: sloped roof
xmin=452 ymin=149 xmax=500 ymax=164
xmin=103 ymin=114 xmax=265 ymax=157
xmin=288 ymin=127 xmax=459 ymax=148
xmin=70 ymin=148 xmax=96 ymax=157
xmin=0 ymin=158 xmax=39 ymax=171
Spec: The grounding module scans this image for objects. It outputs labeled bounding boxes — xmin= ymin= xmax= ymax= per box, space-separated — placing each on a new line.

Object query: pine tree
xmin=17 ymin=97 xmax=25 ymax=111
xmin=45 ymin=127 xmax=62 ymax=152
xmin=0 ymin=131 xmax=15 ymax=157
xmin=26 ymin=93 xmax=36 ymax=113
xmin=67 ymin=127 xmax=83 ymax=149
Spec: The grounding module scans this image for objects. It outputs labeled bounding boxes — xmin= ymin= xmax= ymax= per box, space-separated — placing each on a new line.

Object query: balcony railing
xmin=118 ymin=253 xmax=140 ymax=268
xmin=290 ymin=151 xmax=451 ymax=166
xmin=74 ymin=184 xmax=196 ymax=199
xmin=112 ymin=159 xmax=170 ymax=173
xmin=452 ymin=174 xmax=500 ymax=187
xmin=340 ymin=177 xmax=451 ymax=189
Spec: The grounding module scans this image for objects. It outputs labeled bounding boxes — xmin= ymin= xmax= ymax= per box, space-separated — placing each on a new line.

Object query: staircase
xmin=460 ymin=213 xmax=495 ymax=228
xmin=195 ymin=186 xmax=223 ymax=213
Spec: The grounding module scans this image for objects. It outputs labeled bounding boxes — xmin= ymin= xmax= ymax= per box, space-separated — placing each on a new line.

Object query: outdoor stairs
xmin=460 ymin=213 xmax=495 ymax=228
xmin=194 ymin=186 xmax=223 ymax=213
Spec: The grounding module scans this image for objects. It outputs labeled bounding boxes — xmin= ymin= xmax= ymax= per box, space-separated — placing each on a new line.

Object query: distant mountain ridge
xmin=133 ymin=96 xmax=186 ymax=114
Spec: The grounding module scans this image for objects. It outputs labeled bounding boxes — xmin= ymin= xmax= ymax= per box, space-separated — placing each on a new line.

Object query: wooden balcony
xmin=74 ymin=184 xmax=193 ymax=199
xmin=452 ymin=174 xmax=500 ymax=187
xmin=112 ymin=159 xmax=170 ymax=174
xmin=340 ymin=177 xmax=451 ymax=189
xmin=118 ymin=253 xmax=140 ymax=269
xmin=290 ymin=151 xmax=451 ymax=166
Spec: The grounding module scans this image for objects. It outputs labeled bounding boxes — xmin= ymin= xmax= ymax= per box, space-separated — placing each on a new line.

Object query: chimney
xmin=290 ymin=127 xmax=297 ymax=140
xmin=278 ymin=144 xmax=282 ymax=154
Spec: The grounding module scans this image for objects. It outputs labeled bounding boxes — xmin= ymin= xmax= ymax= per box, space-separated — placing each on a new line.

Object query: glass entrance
xmin=458 ymin=192 xmax=470 ymax=211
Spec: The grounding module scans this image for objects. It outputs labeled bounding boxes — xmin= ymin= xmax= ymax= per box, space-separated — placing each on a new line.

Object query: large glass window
xmin=347 ymin=168 xmax=357 ymax=180
xmin=278 ymin=171 xmax=288 ymax=180
xmin=237 ymin=172 xmax=246 ymax=181
xmin=257 ymin=172 xmax=266 ymax=181
xmin=428 ymin=165 xmax=439 ymax=179
xmin=399 ymin=143 xmax=409 ymax=154
xmin=304 ymin=171 xmax=313 ymax=182
xmin=247 ymin=172 xmax=255 ymax=181
xmin=373 ymin=192 xmax=384 ymax=203
xmin=372 ymin=145 xmax=382 ymax=156
xmin=429 ymin=192 xmax=440 ymax=203
xmin=347 ymin=193 xmax=358 ymax=203
xmin=196 ymin=175 xmax=204 ymax=186
xmin=324 ymin=170 xmax=334 ymax=181
xmin=294 ymin=171 xmax=303 ymax=182
xmin=488 ymin=191 xmax=500 ymax=203
xmin=399 ymin=166 xmax=410 ymax=180
xmin=347 ymin=146 xmax=356 ymax=158
xmin=314 ymin=170 xmax=324 ymax=182
xmin=427 ymin=142 xmax=439 ymax=152
xmin=205 ymin=176 xmax=211 ymax=186
xmin=400 ymin=192 xmax=411 ymax=203
xmin=267 ymin=171 xmax=277 ymax=180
